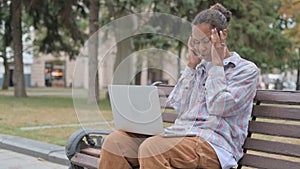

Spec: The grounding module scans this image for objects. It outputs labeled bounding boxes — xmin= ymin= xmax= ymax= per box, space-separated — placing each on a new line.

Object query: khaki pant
xmin=98 ymin=130 xmax=221 ymax=169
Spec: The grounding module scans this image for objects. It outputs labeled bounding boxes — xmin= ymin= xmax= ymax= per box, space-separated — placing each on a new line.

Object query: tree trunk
xmin=112 ymin=11 xmax=134 ymax=85
xmin=1 ymin=0 xmax=11 ymax=90
xmin=88 ymin=0 xmax=100 ymax=104
xmin=113 ymin=38 xmax=133 ymax=84
xmin=297 ymin=48 xmax=300 ymax=90
xmin=11 ymin=0 xmax=26 ymax=97
xmin=1 ymin=54 xmax=9 ymax=90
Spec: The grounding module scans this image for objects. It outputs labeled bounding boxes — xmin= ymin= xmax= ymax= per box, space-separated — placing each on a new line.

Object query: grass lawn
xmin=0 ymin=88 xmax=114 ymax=146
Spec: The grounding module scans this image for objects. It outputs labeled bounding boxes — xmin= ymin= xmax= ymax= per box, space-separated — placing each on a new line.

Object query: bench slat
xmin=248 ymin=121 xmax=300 ymax=138
xmin=160 ymin=98 xmax=175 ymax=109
xmin=81 ymin=148 xmax=101 ymax=157
xmin=255 ymin=90 xmax=300 ymax=105
xmin=71 ymin=152 xmax=99 ymax=169
xmin=239 ymin=154 xmax=300 ymax=169
xmin=243 ymin=138 xmax=300 ymax=158
xmin=157 ymin=85 xmax=174 ymax=96
xmin=252 ymin=105 xmax=300 ymax=121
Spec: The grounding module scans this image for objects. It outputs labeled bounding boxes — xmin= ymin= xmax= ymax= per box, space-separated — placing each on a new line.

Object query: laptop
xmin=108 ymin=85 xmax=196 ymax=137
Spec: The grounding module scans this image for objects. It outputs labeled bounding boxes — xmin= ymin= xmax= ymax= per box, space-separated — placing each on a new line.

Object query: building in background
xmin=0 ymin=47 xmax=33 ymax=88
xmin=30 ymin=48 xmax=181 ymax=89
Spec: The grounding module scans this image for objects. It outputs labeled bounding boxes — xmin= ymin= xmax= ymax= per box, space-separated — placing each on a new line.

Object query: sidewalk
xmin=0 ymin=134 xmax=69 ymax=169
xmin=0 ymin=149 xmax=67 ymax=169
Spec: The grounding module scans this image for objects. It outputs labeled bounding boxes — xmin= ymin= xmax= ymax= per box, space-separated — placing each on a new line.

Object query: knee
xmin=102 ymin=130 xmax=127 ymax=150
xmin=139 ymin=136 xmax=168 ymax=158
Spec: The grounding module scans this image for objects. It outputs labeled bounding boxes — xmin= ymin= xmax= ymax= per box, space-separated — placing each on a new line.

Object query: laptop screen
xmin=108 ymin=85 xmax=164 ymax=135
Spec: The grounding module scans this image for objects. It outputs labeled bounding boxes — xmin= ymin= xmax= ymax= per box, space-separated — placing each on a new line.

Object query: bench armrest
xmin=65 ymin=128 xmax=114 ymax=160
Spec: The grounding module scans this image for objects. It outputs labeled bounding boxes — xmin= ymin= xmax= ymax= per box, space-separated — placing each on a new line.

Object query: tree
xmin=11 ymin=0 xmax=27 ymax=97
xmin=0 ymin=0 xmax=12 ymax=90
xmin=103 ymin=0 xmax=137 ymax=85
xmin=221 ymin=0 xmax=292 ymax=73
xmin=23 ymin=0 xmax=87 ymax=58
xmin=5 ymin=0 xmax=88 ymax=96
xmin=278 ymin=0 xmax=300 ymax=89
xmin=100 ymin=0 xmax=197 ymax=84
xmin=88 ymin=0 xmax=100 ymax=104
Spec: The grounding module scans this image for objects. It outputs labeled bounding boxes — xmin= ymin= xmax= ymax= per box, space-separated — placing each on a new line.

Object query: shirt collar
xmin=196 ymin=60 xmax=209 ymax=71
xmin=223 ymin=52 xmax=240 ymax=67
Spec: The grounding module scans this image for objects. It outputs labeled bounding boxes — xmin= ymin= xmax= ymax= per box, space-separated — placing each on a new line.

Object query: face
xmin=190 ymin=23 xmax=212 ymax=61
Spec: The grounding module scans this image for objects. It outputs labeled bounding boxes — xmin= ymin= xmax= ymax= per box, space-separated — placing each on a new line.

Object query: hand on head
xmin=187 ymin=36 xmax=202 ymax=69
xmin=210 ymin=28 xmax=227 ymax=66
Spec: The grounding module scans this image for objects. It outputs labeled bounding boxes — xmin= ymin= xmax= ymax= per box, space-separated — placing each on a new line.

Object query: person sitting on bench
xmin=98 ymin=3 xmax=259 ymax=169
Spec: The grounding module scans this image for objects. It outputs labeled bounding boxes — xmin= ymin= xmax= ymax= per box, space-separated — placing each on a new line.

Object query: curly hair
xmin=192 ymin=3 xmax=232 ymax=32
xmin=210 ymin=3 xmax=232 ymax=24
xmin=192 ymin=9 xmax=227 ymax=31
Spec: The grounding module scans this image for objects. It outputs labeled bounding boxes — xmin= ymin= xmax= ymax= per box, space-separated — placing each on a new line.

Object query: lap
xmin=103 ymin=131 xmax=220 ymax=168
xmin=104 ymin=131 xmax=215 ymax=156
xmin=139 ymin=135 xmax=208 ymax=157
xmin=139 ymin=135 xmax=220 ymax=169
xmin=102 ymin=130 xmax=148 ymax=158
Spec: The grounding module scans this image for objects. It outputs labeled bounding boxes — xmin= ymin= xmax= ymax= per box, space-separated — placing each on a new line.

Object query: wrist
xmin=212 ymin=62 xmax=223 ymax=66
xmin=187 ymin=63 xmax=197 ymax=69
xmin=212 ymin=56 xmax=224 ymax=66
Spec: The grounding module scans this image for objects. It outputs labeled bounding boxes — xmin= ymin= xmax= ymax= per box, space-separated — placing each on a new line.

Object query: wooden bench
xmin=65 ymin=84 xmax=300 ymax=169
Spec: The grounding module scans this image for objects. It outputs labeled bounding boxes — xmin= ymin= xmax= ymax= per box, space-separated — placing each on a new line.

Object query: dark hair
xmin=210 ymin=3 xmax=232 ymax=23
xmin=192 ymin=9 xmax=227 ymax=32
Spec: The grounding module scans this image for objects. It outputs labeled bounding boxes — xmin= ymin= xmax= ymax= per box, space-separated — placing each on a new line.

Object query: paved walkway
xmin=0 ymin=134 xmax=69 ymax=169
xmin=0 ymin=149 xmax=67 ymax=169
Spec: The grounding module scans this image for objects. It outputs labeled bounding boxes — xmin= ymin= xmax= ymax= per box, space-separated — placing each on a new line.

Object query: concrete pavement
xmin=0 ymin=134 xmax=69 ymax=169
xmin=0 ymin=149 xmax=67 ymax=169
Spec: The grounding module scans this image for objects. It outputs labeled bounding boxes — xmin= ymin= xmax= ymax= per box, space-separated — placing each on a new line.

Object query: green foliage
xmin=0 ymin=0 xmax=12 ymax=53
xmin=278 ymin=0 xmax=300 ymax=75
xmin=23 ymin=0 xmax=88 ymax=59
xmin=225 ymin=0 xmax=292 ymax=72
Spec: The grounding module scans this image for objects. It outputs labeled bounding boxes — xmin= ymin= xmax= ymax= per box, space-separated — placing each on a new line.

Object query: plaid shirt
xmin=166 ymin=52 xmax=259 ymax=160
